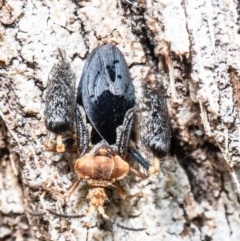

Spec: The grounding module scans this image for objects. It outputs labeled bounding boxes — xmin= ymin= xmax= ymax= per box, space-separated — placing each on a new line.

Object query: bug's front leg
xmin=135 ymin=75 xmax=172 ymax=175
xmin=62 ymin=105 xmax=90 ymax=198
xmin=116 ymin=108 xmax=134 ymax=158
xmin=128 ymin=148 xmax=150 ymax=171
xmin=44 ymin=49 xmax=76 ymax=153
xmin=141 ymin=78 xmax=171 ymax=158
xmin=116 ymin=106 xmax=154 ymax=174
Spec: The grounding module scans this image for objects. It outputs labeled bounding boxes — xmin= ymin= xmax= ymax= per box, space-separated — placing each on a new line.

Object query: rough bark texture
xmin=1 ymin=0 xmax=240 ymax=240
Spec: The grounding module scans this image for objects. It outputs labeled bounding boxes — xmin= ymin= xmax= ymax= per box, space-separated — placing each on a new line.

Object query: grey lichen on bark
xmin=1 ymin=0 xmax=240 ymax=241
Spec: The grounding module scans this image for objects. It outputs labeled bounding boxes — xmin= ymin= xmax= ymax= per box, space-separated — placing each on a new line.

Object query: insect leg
xmin=116 ymin=108 xmax=134 ymax=158
xmin=56 ymin=135 xmax=65 ymax=152
xmin=44 ymin=131 xmax=76 ymax=153
xmin=65 ymin=179 xmax=81 ymax=198
xmin=141 ymin=78 xmax=171 ymax=157
xmin=44 ymin=49 xmax=76 ymax=153
xmin=44 ymin=132 xmax=57 ymax=151
xmin=44 ymin=50 xmax=75 ymax=134
xmin=128 ymin=148 xmax=150 ymax=171
xmin=114 ymin=181 xmax=144 ymax=200
xmin=129 ymin=166 xmax=148 ymax=179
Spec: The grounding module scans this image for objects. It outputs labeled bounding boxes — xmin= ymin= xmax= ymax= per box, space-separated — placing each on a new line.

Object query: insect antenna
xmin=46 ymin=209 xmax=84 ymax=219
xmin=107 ymin=219 xmax=146 ymax=232
xmin=46 ymin=209 xmax=146 ymax=232
xmin=26 ymin=208 xmax=46 ymax=217
xmin=115 ymin=222 xmax=146 ymax=232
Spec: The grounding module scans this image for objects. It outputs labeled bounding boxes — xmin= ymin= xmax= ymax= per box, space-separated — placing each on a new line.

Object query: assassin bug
xmin=43 ymin=44 xmax=170 ymax=225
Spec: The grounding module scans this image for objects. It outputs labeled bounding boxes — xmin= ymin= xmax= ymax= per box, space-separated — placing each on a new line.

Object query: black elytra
xmin=77 ymin=44 xmax=135 ymax=146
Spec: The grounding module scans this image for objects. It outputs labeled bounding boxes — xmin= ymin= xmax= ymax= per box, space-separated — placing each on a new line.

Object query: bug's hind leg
xmin=114 ymin=181 xmax=144 ymax=201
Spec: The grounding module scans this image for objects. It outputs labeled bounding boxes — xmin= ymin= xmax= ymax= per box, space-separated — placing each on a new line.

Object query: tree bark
xmin=1 ymin=0 xmax=240 ymax=240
